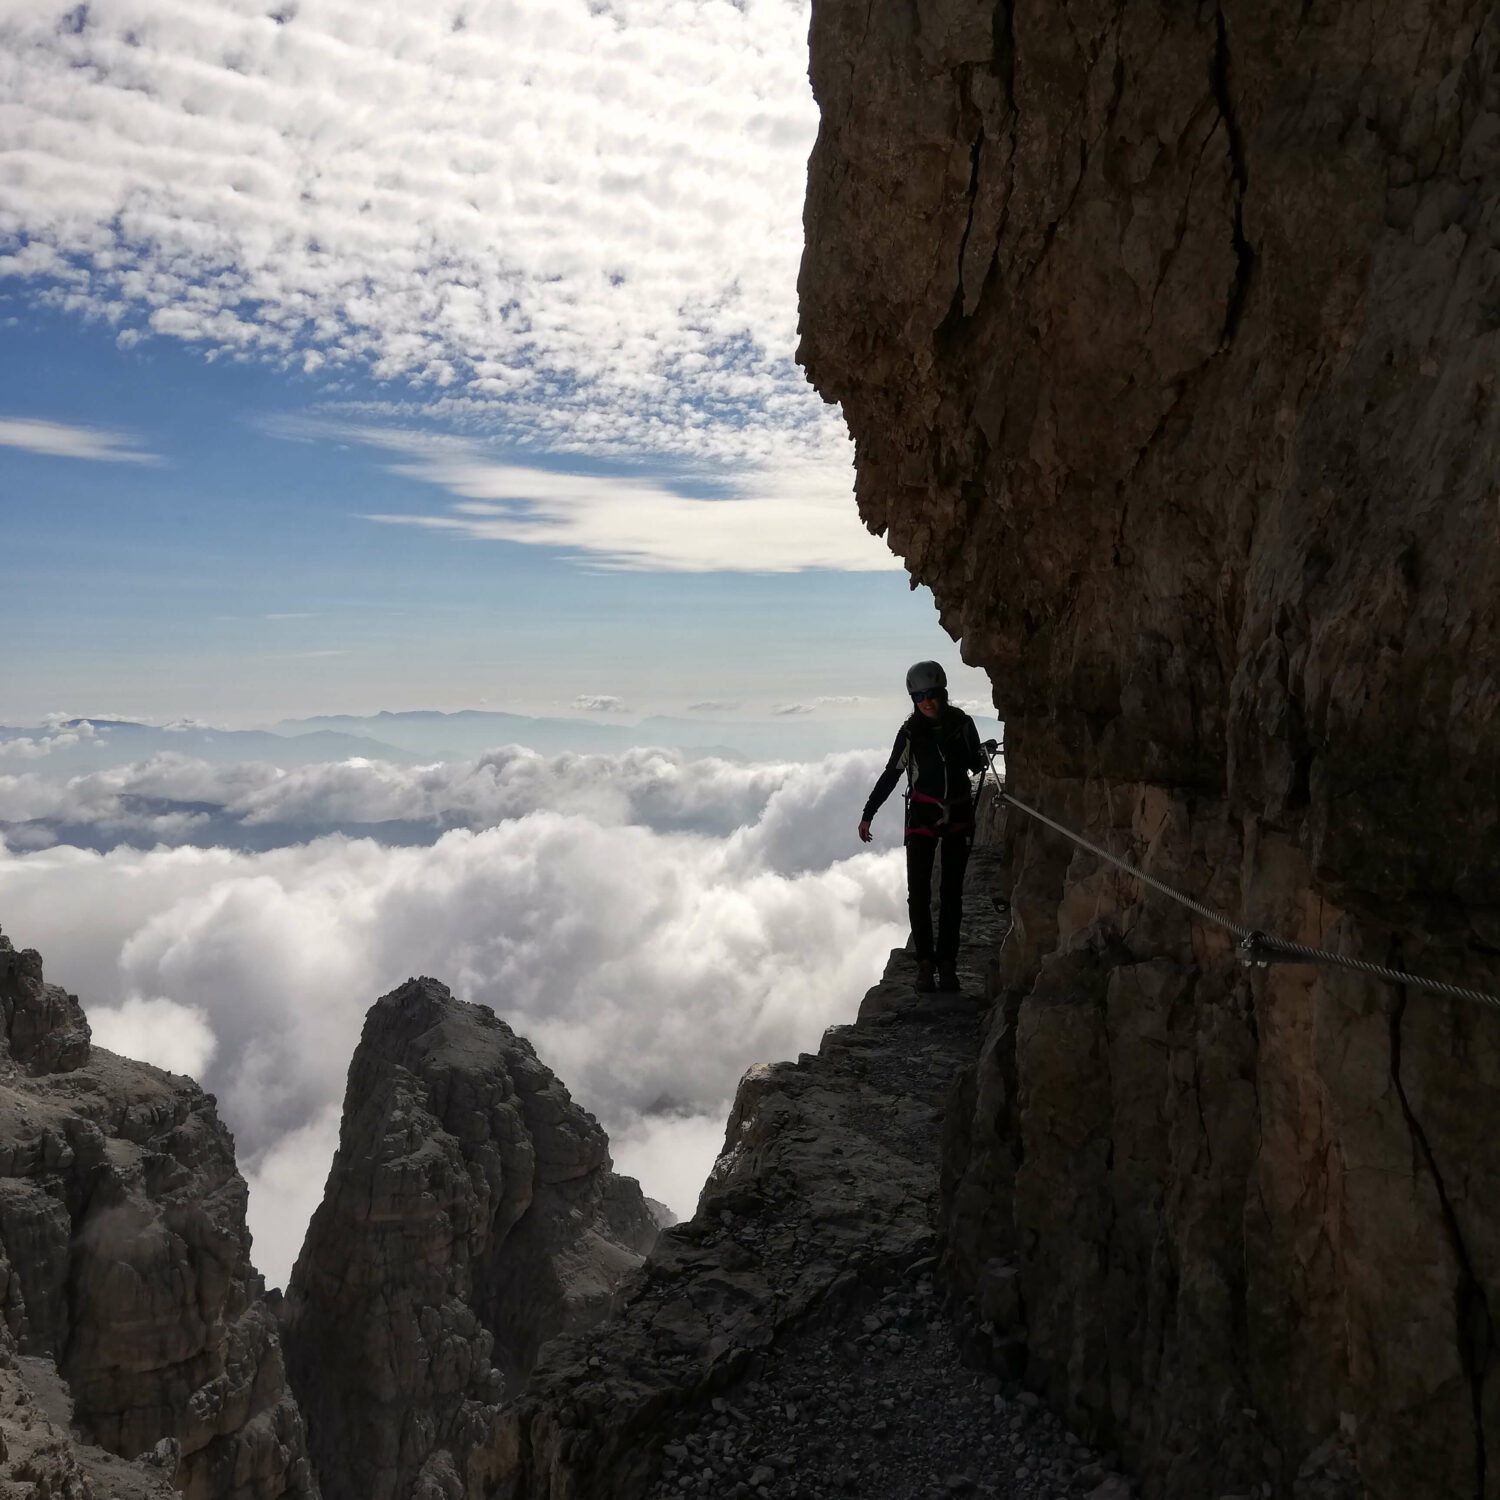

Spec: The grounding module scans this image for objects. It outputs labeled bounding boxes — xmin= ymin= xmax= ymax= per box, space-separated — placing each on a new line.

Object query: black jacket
xmin=863 ymin=706 xmax=985 ymax=824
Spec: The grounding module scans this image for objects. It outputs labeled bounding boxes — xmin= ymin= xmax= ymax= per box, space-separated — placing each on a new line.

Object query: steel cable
xmin=1236 ymin=931 xmax=1500 ymax=1011
xmin=984 ymin=754 xmax=1500 ymax=1013
xmin=996 ymin=787 xmax=1251 ymax=939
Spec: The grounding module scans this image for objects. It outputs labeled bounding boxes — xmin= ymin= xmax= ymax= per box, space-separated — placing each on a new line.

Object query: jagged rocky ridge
xmin=0 ymin=927 xmax=314 ymax=1499
xmin=798 ymin=1 xmax=1500 ymax=1497
xmin=0 ymin=938 xmax=664 ymax=1500
xmin=282 ymin=976 xmax=660 ymax=1500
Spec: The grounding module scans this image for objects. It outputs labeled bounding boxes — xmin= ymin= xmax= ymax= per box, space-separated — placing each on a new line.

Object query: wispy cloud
xmin=773 ymin=703 xmax=815 ymax=716
xmin=687 ymin=701 xmax=738 ymax=713
xmin=0 ymin=417 xmax=157 ymax=465
xmin=341 ymin=427 xmax=892 ymax=573
xmin=573 ymin=695 xmax=627 ymax=713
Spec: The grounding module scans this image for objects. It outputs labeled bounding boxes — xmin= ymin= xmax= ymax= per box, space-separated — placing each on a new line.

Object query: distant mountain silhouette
xmin=0 ymin=719 xmax=415 ymax=772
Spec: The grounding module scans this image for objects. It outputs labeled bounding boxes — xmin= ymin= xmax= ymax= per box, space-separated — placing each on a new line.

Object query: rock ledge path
xmin=498 ymin=845 xmax=1128 ymax=1500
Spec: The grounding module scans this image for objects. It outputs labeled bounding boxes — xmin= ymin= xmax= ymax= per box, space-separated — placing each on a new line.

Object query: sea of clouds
xmin=0 ymin=744 xmax=908 ymax=1285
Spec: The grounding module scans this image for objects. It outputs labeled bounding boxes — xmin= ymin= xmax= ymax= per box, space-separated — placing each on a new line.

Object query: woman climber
xmin=858 ymin=661 xmax=988 ymax=993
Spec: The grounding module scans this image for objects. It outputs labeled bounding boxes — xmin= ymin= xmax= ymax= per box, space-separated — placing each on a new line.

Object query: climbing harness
xmin=905 ymin=790 xmax=950 ymax=838
xmin=906 ymin=790 xmax=974 ymax=839
xmin=979 ymin=747 xmax=1500 ymax=1013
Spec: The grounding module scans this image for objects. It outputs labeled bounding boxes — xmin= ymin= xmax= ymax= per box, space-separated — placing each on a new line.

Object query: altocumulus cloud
xmin=0 ymin=0 xmax=854 ymax=490
xmin=0 ymin=748 xmax=905 ymax=1284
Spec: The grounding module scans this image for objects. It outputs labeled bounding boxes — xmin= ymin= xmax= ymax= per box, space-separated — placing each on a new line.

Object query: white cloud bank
xmin=0 ymin=416 xmax=158 ymax=464
xmin=0 ymin=747 xmax=908 ymax=1285
xmin=0 ymin=0 xmax=855 ymax=487
xmin=0 ymin=744 xmax=896 ymax=863
xmin=89 ymin=994 xmax=217 ymax=1078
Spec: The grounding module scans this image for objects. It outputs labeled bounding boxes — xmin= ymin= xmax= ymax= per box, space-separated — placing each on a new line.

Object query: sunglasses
xmin=910 ymin=689 xmax=942 ymax=703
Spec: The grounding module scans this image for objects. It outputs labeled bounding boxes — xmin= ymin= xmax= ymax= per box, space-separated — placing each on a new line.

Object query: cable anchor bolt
xmin=1238 ymin=930 xmax=1278 ymax=969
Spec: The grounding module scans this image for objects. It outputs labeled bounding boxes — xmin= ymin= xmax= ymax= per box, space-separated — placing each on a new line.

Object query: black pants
xmin=906 ymin=828 xmax=971 ymax=964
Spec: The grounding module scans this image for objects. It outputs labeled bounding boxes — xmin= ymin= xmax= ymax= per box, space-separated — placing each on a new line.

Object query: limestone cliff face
xmin=0 ymin=928 xmax=315 ymax=1500
xmin=800 ymin=3 xmax=1500 ymax=1497
xmin=281 ymin=977 xmax=658 ymax=1500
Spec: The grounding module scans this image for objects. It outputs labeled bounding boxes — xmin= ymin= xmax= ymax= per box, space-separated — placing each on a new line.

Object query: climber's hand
xmin=982 ymin=739 xmax=999 ymax=754
xmin=858 ymin=820 xmax=873 ymax=843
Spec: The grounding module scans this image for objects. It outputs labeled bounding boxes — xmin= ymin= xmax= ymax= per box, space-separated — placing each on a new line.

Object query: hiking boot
xmin=914 ymin=960 xmax=935 ymax=994
xmin=936 ymin=964 xmax=960 ymax=993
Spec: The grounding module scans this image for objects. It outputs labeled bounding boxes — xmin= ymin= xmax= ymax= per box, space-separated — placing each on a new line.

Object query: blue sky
xmin=0 ymin=0 xmax=993 ymax=730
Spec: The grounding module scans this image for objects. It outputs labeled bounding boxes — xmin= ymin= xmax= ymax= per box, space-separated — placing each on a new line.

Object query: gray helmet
xmin=906 ymin=660 xmax=947 ymax=695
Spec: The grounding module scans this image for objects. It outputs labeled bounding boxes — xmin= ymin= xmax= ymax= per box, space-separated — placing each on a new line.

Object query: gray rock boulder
xmin=282 ymin=976 xmax=658 ymax=1500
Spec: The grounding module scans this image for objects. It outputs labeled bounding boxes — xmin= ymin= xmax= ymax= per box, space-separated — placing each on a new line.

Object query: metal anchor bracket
xmin=1237 ymin=930 xmax=1281 ymax=969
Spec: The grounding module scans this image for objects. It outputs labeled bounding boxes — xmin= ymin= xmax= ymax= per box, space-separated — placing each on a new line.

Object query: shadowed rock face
xmin=282 ymin=977 xmax=658 ymax=1500
xmin=0 ymin=928 xmax=315 ymax=1500
xmin=800 ymin=2 xmax=1500 ymax=1497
